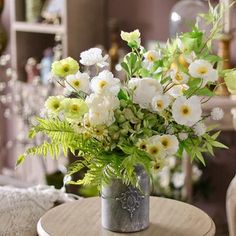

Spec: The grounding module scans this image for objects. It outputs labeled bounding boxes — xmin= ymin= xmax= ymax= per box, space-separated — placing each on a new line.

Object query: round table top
xmin=37 ymin=197 xmax=215 ymax=236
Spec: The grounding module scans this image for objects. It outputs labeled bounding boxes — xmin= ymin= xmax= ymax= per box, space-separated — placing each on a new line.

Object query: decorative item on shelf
xmin=0 ymin=0 xmax=7 ymax=55
xmin=0 ymin=54 xmax=65 ymax=185
xmin=215 ymin=0 xmax=234 ymax=96
xmin=17 ymin=3 xmax=236 ymax=233
xmin=108 ymin=19 xmax=120 ymax=74
xmin=25 ymin=57 xmax=40 ymax=83
xmin=40 ymin=48 xmax=53 ymax=85
xmin=25 ymin=0 xmax=44 ymax=23
xmin=169 ymin=0 xmax=208 ymax=37
xmin=41 ymin=0 xmax=63 ymax=24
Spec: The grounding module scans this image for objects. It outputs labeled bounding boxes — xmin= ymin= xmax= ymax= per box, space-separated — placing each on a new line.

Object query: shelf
xmin=13 ymin=22 xmax=65 ymax=34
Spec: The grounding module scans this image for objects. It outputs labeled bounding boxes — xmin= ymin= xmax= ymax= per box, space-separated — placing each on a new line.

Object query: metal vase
xmin=101 ymin=165 xmax=150 ymax=233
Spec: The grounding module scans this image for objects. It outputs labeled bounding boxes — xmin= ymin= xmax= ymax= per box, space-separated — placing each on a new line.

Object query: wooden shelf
xmin=13 ymin=22 xmax=65 ymax=34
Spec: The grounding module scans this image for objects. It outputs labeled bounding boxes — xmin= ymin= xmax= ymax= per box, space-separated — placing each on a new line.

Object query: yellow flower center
xmin=95 ymin=128 xmax=103 ymax=136
xmin=156 ymin=100 xmax=164 ymax=109
xmin=98 ymin=80 xmax=107 ymax=89
xmin=161 ymin=138 xmax=170 ymax=148
xmin=62 ymin=64 xmax=70 ymax=73
xmin=139 ymin=142 xmax=147 ymax=150
xmin=175 ymin=73 xmax=183 ymax=82
xmin=53 ymin=102 xmax=60 ymax=110
xmin=197 ymin=66 xmax=208 ymax=75
xmin=180 ymin=105 xmax=191 ymax=116
xmin=147 ymin=52 xmax=155 ymax=62
xmin=153 ymin=162 xmax=161 ymax=170
xmin=70 ymin=104 xmax=80 ymax=113
xmin=72 ymin=80 xmax=80 ymax=88
xmin=148 ymin=146 xmax=161 ymax=155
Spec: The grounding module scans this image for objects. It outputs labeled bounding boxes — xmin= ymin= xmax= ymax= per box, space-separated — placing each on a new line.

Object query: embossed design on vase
xmin=116 ymin=187 xmax=145 ymax=219
xmin=101 ymin=165 xmax=150 ymax=233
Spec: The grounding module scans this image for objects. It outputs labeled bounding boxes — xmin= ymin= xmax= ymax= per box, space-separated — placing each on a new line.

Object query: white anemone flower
xmin=128 ymin=77 xmax=163 ymax=109
xmin=188 ymin=59 xmax=218 ymax=86
xmin=167 ymin=84 xmax=189 ymax=98
xmin=90 ymin=70 xmax=120 ymax=95
xmin=170 ymin=69 xmax=189 ymax=85
xmin=172 ymin=96 xmax=202 ymax=126
xmin=80 ymin=48 xmax=109 ymax=67
xmin=211 ymin=107 xmax=224 ymax=121
xmin=142 ymin=50 xmax=160 ymax=70
xmin=158 ymin=135 xmax=179 ymax=156
xmin=193 ymin=122 xmax=206 ymax=136
xmin=65 ymin=71 xmax=90 ymax=93
xmin=151 ymin=94 xmax=170 ymax=112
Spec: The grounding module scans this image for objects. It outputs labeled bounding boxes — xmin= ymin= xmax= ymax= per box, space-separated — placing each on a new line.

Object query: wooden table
xmin=37 ymin=197 xmax=215 ymax=236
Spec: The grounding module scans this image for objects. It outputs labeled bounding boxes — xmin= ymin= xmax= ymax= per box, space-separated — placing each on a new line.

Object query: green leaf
xmin=118 ymin=89 xmax=129 ymax=101
xmin=16 ymin=155 xmax=26 ymax=167
xmin=211 ymin=141 xmax=228 ymax=149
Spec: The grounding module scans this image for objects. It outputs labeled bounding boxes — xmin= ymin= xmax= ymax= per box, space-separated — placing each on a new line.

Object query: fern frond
xmin=25 ymin=141 xmax=60 ymax=159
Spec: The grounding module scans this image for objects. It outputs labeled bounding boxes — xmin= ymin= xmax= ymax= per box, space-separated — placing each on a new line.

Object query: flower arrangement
xmin=17 ymin=3 xmax=235 ymax=190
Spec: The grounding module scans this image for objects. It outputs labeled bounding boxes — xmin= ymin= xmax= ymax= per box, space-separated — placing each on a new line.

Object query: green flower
xmin=45 ymin=96 xmax=64 ymax=114
xmin=51 ymin=57 xmax=79 ymax=77
xmin=63 ymin=98 xmax=88 ymax=120
xmin=225 ymin=70 xmax=236 ymax=94
xmin=121 ymin=29 xmax=141 ymax=48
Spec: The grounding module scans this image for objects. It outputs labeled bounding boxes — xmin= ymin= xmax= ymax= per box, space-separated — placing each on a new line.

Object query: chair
xmin=226 ymin=174 xmax=236 ymax=236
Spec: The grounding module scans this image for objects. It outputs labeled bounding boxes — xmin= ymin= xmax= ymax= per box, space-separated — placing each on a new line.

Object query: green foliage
xmin=17 ymin=117 xmax=152 ymax=189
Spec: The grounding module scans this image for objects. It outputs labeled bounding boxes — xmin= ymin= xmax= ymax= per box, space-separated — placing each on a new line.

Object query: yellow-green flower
xmin=63 ymin=98 xmax=88 ymax=120
xmin=121 ymin=29 xmax=141 ymax=47
xmin=45 ymin=96 xmax=64 ymax=114
xmin=225 ymin=70 xmax=236 ymax=94
xmin=51 ymin=57 xmax=79 ymax=78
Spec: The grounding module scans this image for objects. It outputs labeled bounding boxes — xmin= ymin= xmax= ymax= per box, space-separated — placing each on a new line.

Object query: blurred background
xmin=0 ymin=0 xmax=236 ymax=235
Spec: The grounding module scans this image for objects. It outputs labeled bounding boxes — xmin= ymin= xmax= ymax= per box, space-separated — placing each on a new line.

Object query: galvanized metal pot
xmin=101 ymin=165 xmax=150 ymax=233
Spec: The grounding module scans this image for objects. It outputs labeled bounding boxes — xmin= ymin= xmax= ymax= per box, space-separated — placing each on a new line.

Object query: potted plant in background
xmin=17 ymin=2 xmax=236 ymax=233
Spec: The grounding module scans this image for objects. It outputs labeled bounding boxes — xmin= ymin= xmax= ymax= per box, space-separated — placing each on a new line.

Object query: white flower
xmin=178 ymin=132 xmax=188 ymax=141
xmin=158 ymin=135 xmax=179 ymax=156
xmin=193 ymin=122 xmax=206 ymax=136
xmin=88 ymin=108 xmax=115 ymax=126
xmin=90 ymin=70 xmax=120 ymax=95
xmin=143 ymin=50 xmax=160 ymax=70
xmin=85 ymin=92 xmax=118 ymax=127
xmin=211 ymin=107 xmax=224 ymax=121
xmin=170 ymin=69 xmax=189 ymax=84
xmin=172 ymin=96 xmax=202 ymax=126
xmin=80 ymin=48 xmax=109 ymax=67
xmin=172 ymin=172 xmax=185 ymax=188
xmin=188 ymin=59 xmax=218 ymax=86
xmin=128 ymin=77 xmax=163 ymax=109
xmin=151 ymin=94 xmax=170 ymax=112
xmin=86 ymin=92 xmax=119 ymax=111
xmin=148 ymin=134 xmax=179 ymax=156
xmin=192 ymin=166 xmax=202 ymax=182
xmin=159 ymin=167 xmax=170 ymax=188
xmin=65 ymin=71 xmax=90 ymax=93
xmin=115 ymin=64 xmax=122 ymax=71
xmin=167 ymin=84 xmax=189 ymax=98
xmin=120 ymin=29 xmax=141 ymax=46
xmin=168 ymin=156 xmax=176 ymax=169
